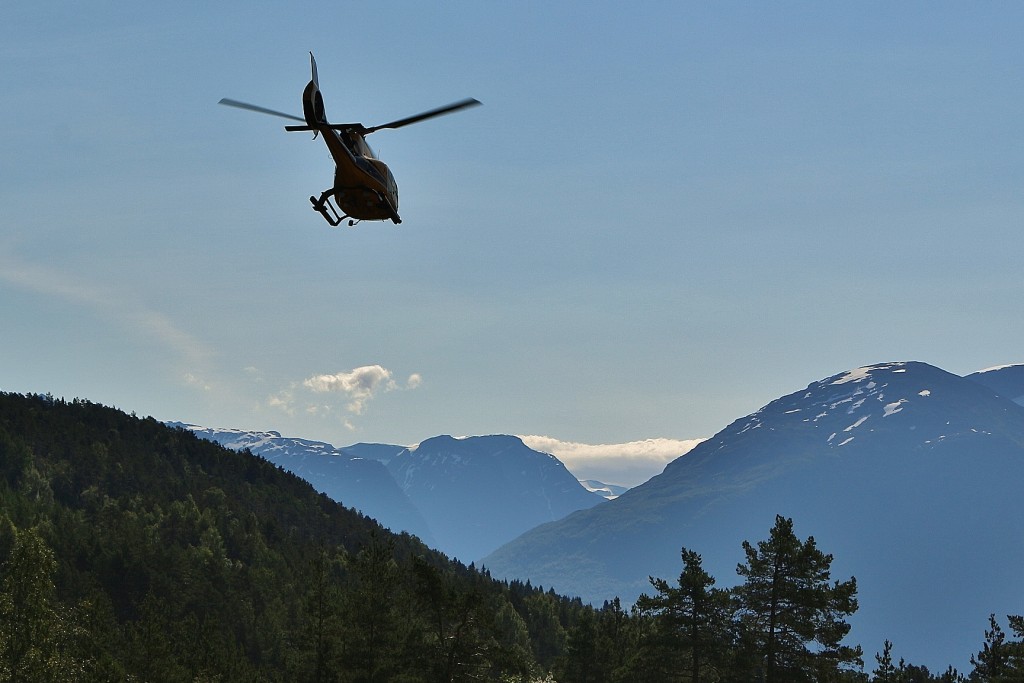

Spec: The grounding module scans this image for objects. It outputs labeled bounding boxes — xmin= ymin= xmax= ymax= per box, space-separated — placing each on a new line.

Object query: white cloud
xmin=296 ymin=365 xmax=423 ymax=423
xmin=267 ymin=390 xmax=296 ymax=416
xmin=183 ymin=373 xmax=212 ymax=392
xmin=303 ymin=364 xmax=396 ymax=414
xmin=519 ymin=435 xmax=705 ymax=488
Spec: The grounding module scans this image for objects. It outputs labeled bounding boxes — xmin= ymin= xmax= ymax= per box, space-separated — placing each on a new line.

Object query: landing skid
xmin=385 ymin=203 xmax=402 ymax=225
xmin=308 ymin=189 xmax=402 ymax=227
xmin=309 ymin=191 xmax=346 ymax=227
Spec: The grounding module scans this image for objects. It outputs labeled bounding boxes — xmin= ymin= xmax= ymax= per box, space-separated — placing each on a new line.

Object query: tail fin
xmin=301 ymin=52 xmax=326 ymax=129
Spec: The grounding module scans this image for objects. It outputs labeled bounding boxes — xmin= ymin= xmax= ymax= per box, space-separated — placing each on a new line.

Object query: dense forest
xmin=0 ymin=391 xmax=1021 ymax=682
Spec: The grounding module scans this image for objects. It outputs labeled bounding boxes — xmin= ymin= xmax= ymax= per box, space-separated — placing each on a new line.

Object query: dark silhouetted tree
xmin=636 ymin=547 xmax=731 ymax=682
xmin=873 ymin=640 xmax=899 ymax=683
xmin=970 ymin=614 xmax=1024 ymax=682
xmin=733 ymin=515 xmax=862 ymax=682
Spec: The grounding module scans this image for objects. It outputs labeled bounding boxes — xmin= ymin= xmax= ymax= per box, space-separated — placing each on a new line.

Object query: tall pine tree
xmin=970 ymin=614 xmax=1024 ymax=682
xmin=733 ymin=515 xmax=861 ymax=682
xmin=0 ymin=522 xmax=88 ymax=682
xmin=636 ymin=547 xmax=731 ymax=682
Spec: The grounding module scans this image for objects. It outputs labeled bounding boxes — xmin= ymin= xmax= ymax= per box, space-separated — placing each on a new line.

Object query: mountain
xmin=169 ymin=424 xmax=435 ymax=544
xmin=579 ymin=479 xmax=629 ymax=500
xmin=339 ymin=441 xmax=409 ymax=464
xmin=483 ymin=361 xmax=1024 ymax=671
xmin=172 ymin=426 xmax=604 ymax=564
xmin=388 ymin=434 xmax=606 ymax=562
xmin=967 ymin=363 xmax=1024 ymax=406
xmin=1 ymin=392 xmax=589 ymax=679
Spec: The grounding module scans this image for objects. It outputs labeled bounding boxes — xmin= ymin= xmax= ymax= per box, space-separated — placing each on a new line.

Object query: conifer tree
xmin=339 ymin=536 xmax=405 ymax=682
xmin=873 ymin=640 xmax=899 ymax=683
xmin=636 ymin=547 xmax=731 ymax=682
xmin=555 ymin=608 xmax=601 ymax=683
xmin=970 ymin=614 xmax=1024 ymax=682
xmin=733 ymin=515 xmax=862 ymax=682
xmin=0 ymin=523 xmax=87 ymax=682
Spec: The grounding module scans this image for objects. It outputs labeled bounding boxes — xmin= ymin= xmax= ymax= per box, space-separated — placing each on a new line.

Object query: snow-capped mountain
xmin=579 ymin=479 xmax=629 ymax=500
xmin=338 ymin=442 xmax=408 ymax=464
xmin=482 ymin=361 xmax=1024 ymax=672
xmin=388 ymin=435 xmax=606 ymax=562
xmin=170 ymin=425 xmax=605 ymax=564
xmin=967 ymin=363 xmax=1024 ymax=406
xmin=168 ymin=424 xmax=434 ymax=544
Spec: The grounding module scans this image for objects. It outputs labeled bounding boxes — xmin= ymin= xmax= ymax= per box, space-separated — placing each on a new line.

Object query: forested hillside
xmin=0 ymin=392 xmax=591 ymax=681
xmin=1 ymin=391 xmax=1021 ymax=682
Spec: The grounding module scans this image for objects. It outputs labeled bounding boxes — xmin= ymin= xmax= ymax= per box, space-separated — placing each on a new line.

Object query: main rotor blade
xmin=218 ymin=98 xmax=306 ymax=123
xmin=363 ymin=98 xmax=482 ymax=134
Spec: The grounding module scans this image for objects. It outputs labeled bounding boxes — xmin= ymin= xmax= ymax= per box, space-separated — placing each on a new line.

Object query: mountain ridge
xmin=173 ymin=426 xmax=607 ymax=563
xmin=482 ymin=360 xmax=1024 ymax=672
xmin=0 ymin=391 xmax=590 ymax=679
xmin=387 ymin=434 xmax=606 ymax=561
xmin=168 ymin=422 xmax=437 ymax=544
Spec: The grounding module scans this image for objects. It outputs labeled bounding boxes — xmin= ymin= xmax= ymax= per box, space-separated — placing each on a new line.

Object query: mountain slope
xmin=483 ymin=361 xmax=1024 ymax=671
xmin=388 ymin=434 xmax=606 ymax=561
xmin=171 ymin=424 xmax=435 ymax=544
xmin=339 ymin=442 xmax=409 ymax=464
xmin=579 ymin=479 xmax=629 ymax=500
xmin=967 ymin=363 xmax=1024 ymax=406
xmin=0 ymin=392 xmax=602 ymax=679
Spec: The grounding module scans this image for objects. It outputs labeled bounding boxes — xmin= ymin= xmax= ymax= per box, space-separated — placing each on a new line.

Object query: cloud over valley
xmin=519 ymin=435 xmax=705 ymax=488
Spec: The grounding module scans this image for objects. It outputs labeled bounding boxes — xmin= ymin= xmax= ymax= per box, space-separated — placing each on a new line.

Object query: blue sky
xmin=3 ymin=2 xmax=1023 ymax=483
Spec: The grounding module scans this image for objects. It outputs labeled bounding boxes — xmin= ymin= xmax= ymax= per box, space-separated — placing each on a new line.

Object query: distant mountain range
xmin=578 ymin=479 xmax=629 ymax=499
xmin=172 ymin=361 xmax=1024 ymax=670
xmin=166 ymin=424 xmax=436 ymax=544
xmin=482 ymin=361 xmax=1024 ymax=672
xmin=388 ymin=435 xmax=606 ymax=560
xmin=170 ymin=425 xmax=608 ymax=562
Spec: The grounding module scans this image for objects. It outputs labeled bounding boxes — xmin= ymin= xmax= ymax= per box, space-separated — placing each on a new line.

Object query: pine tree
xmin=412 ymin=556 xmax=497 ymax=682
xmin=304 ymin=544 xmax=343 ymax=683
xmin=555 ymin=609 xmax=601 ymax=683
xmin=733 ymin=515 xmax=862 ymax=683
xmin=636 ymin=547 xmax=731 ymax=682
xmin=873 ymin=640 xmax=899 ymax=683
xmin=0 ymin=523 xmax=87 ymax=682
xmin=970 ymin=614 xmax=1024 ymax=682
xmin=339 ymin=536 xmax=405 ymax=682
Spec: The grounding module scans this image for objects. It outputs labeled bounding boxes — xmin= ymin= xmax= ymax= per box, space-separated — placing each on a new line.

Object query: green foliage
xmin=0 ymin=522 xmax=91 ymax=681
xmin=635 ymin=547 xmax=732 ymax=682
xmin=733 ymin=515 xmax=863 ymax=682
xmin=621 ymin=518 xmax=863 ymax=683
xmin=969 ymin=614 xmax=1024 ymax=682
xmin=868 ymin=644 xmax=965 ymax=683
xmin=0 ymin=391 xmax=589 ymax=681
xmin=1 ymin=392 xmax=1016 ymax=682
xmin=551 ymin=599 xmax=638 ymax=683
xmin=874 ymin=640 xmax=900 ymax=683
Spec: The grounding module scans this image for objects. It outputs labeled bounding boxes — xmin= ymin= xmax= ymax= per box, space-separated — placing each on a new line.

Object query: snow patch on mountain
xmin=966 ymin=363 xmax=1024 ymax=407
xmin=764 ymin=362 xmax=953 ymax=451
xmin=167 ymin=422 xmax=435 ymax=543
xmin=975 ymin=363 xmax=1024 ymax=374
xmin=579 ymin=479 xmax=630 ymax=500
xmin=483 ymin=360 xmax=1024 ymax=674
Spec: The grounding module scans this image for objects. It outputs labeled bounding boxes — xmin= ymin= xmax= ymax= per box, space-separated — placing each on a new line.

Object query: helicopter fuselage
xmin=317 ymin=125 xmax=399 ymax=223
xmin=301 ymin=73 xmax=400 ymax=224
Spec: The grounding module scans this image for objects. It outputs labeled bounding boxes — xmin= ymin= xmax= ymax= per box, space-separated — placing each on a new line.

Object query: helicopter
xmin=219 ymin=53 xmax=480 ymax=227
